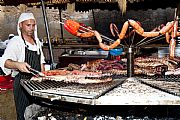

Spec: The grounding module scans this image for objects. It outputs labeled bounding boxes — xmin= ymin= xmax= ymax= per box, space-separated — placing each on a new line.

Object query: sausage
xmin=110 ymin=23 xmax=119 ymax=37
xmin=128 ymin=19 xmax=144 ymax=34
xmin=165 ymin=27 xmax=173 ymax=43
xmin=95 ymin=19 xmax=179 ymax=51
xmin=78 ymin=23 xmax=95 ymax=38
xmin=64 ymin=19 xmax=95 ymax=38
xmin=77 ymin=31 xmax=95 ymax=38
xmin=119 ymin=21 xmax=129 ymax=39
xmin=165 ymin=32 xmax=170 ymax=43
xmin=169 ymin=19 xmax=178 ymax=59
xmin=159 ymin=21 xmax=174 ymax=34
xmin=65 ymin=20 xmax=80 ymax=31
xmin=109 ymin=39 xmax=121 ymax=49
xmin=94 ymin=30 xmax=103 ymax=43
xmin=99 ymin=39 xmax=120 ymax=51
xmin=172 ymin=20 xmax=178 ymax=38
xmin=64 ymin=24 xmax=77 ymax=35
xmin=169 ymin=38 xmax=176 ymax=59
xmin=141 ymin=32 xmax=159 ymax=37
xmin=99 ymin=42 xmax=110 ymax=50
xmin=64 ymin=20 xmax=80 ymax=36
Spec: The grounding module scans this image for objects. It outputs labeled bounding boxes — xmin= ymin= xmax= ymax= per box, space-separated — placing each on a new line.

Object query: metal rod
xmin=59 ymin=21 xmax=126 ymax=48
xmin=78 ymin=28 xmax=126 ymax=48
xmin=136 ymin=37 xmax=148 ymax=46
xmin=92 ymin=9 xmax=97 ymax=30
xmin=174 ymin=8 xmax=177 ymax=20
xmin=136 ymin=34 xmax=164 ymax=47
xmin=78 ymin=28 xmax=114 ymax=42
xmin=61 ymin=17 xmax=115 ymax=42
xmin=40 ymin=0 xmax=55 ymax=69
xmin=80 ymin=27 xmax=125 ymax=47
xmin=79 ymin=25 xmax=115 ymax=42
xmin=130 ymin=31 xmax=136 ymax=47
xmin=58 ymin=7 xmax=64 ymax=41
xmin=79 ymin=27 xmax=127 ymax=48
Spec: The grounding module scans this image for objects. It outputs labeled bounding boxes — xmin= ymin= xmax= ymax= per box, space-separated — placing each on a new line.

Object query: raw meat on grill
xmin=165 ymin=68 xmax=180 ymax=75
xmin=81 ymin=59 xmax=126 ymax=71
xmin=68 ymin=63 xmax=81 ymax=70
xmin=174 ymin=68 xmax=180 ymax=75
xmin=134 ymin=57 xmax=177 ymax=71
xmin=42 ymin=69 xmax=70 ymax=76
xmin=37 ymin=56 xmax=179 ymax=82
xmin=31 ymin=70 xmax=113 ymax=84
xmin=133 ymin=57 xmax=178 ymax=76
xmin=134 ymin=61 xmax=164 ymax=68
xmin=80 ymin=58 xmax=177 ymax=76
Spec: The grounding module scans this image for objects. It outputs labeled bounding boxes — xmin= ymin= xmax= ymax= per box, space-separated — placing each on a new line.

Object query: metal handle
xmin=29 ymin=68 xmax=45 ymax=77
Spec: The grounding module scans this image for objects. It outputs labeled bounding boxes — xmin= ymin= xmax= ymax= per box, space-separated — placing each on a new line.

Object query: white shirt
xmin=0 ymin=36 xmax=45 ymax=76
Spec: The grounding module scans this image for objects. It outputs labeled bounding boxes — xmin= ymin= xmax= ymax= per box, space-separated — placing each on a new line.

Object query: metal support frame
xmin=126 ymin=47 xmax=134 ymax=77
xmin=58 ymin=7 xmax=64 ymax=41
xmin=40 ymin=0 xmax=56 ymax=69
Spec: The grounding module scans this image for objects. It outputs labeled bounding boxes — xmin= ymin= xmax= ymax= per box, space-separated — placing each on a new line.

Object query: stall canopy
xmin=0 ymin=0 xmax=139 ymax=14
xmin=0 ymin=0 xmax=180 ymax=13
xmin=1 ymin=0 xmax=47 ymax=5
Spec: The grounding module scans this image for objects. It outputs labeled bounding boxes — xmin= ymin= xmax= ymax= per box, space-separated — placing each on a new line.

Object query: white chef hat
xmin=17 ymin=13 xmax=40 ymax=54
xmin=9 ymin=34 xmax=14 ymax=37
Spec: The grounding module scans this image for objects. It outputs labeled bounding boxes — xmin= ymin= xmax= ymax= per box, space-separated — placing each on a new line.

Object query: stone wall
xmin=0 ymin=5 xmax=176 ymax=63
xmin=0 ymin=5 xmax=175 ymax=40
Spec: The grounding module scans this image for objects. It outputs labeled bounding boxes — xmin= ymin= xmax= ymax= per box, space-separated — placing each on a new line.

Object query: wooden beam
xmin=67 ymin=2 xmax=75 ymax=14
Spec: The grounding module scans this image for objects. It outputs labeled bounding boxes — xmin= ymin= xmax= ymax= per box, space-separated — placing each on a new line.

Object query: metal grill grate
xmin=138 ymin=78 xmax=180 ymax=97
xmin=20 ymin=78 xmax=126 ymax=104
